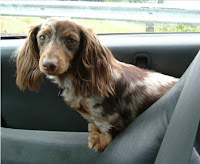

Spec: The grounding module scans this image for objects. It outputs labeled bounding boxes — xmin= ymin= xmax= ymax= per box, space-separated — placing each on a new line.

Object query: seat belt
xmin=155 ymin=51 xmax=200 ymax=164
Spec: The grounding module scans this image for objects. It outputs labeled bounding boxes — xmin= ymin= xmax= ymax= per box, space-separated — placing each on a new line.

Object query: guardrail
xmin=1 ymin=1 xmax=200 ymax=32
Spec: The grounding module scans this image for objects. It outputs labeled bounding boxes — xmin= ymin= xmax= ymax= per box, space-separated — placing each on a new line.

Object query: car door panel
xmin=1 ymin=33 xmax=200 ymax=131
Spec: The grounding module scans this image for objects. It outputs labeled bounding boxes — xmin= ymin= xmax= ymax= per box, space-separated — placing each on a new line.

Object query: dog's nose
xmin=43 ymin=59 xmax=58 ymax=72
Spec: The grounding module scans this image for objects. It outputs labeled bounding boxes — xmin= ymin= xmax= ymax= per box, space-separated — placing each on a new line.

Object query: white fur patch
xmin=62 ymin=77 xmax=83 ymax=107
xmin=111 ymin=69 xmax=121 ymax=80
xmin=94 ymin=121 xmax=113 ymax=134
xmin=144 ymin=72 xmax=178 ymax=95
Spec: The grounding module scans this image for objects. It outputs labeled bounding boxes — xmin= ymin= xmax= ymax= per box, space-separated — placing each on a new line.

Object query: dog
xmin=15 ymin=18 xmax=178 ymax=152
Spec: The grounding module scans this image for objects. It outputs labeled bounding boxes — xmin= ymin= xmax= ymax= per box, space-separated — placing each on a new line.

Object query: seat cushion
xmin=1 ymin=127 xmax=100 ymax=164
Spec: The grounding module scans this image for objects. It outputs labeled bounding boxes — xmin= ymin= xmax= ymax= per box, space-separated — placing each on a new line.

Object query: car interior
xmin=1 ymin=32 xmax=200 ymax=163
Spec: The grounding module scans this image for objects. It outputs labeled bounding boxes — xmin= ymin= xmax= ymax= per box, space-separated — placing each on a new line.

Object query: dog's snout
xmin=43 ymin=59 xmax=58 ymax=72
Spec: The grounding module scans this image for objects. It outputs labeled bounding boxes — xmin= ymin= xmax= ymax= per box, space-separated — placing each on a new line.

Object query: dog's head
xmin=16 ymin=18 xmax=116 ymax=96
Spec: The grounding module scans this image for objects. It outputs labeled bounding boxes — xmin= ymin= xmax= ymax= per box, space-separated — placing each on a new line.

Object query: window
xmin=1 ymin=0 xmax=200 ymax=37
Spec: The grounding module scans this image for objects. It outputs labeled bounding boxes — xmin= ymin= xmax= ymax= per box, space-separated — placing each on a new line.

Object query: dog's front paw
xmin=88 ymin=132 xmax=112 ymax=152
xmin=88 ymin=123 xmax=100 ymax=133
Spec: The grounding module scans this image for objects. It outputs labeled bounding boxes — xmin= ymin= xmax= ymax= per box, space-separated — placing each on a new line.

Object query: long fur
xmin=71 ymin=28 xmax=122 ymax=98
xmin=16 ymin=25 xmax=42 ymax=92
xmin=15 ymin=18 xmax=178 ymax=152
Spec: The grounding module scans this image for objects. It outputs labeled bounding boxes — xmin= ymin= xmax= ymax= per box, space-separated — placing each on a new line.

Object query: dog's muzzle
xmin=42 ymin=59 xmax=58 ymax=72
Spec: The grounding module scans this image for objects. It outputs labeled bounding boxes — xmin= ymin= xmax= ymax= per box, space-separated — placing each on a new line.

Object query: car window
xmin=1 ymin=0 xmax=200 ymax=37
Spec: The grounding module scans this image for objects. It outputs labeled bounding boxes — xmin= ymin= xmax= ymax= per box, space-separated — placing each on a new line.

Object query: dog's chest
xmin=59 ymin=78 xmax=113 ymax=133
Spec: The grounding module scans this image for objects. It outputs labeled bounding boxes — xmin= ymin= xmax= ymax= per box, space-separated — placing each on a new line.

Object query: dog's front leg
xmin=88 ymin=123 xmax=112 ymax=152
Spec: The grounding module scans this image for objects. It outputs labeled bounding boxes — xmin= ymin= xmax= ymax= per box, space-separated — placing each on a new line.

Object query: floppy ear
xmin=16 ymin=24 xmax=42 ymax=92
xmin=72 ymin=27 xmax=116 ymax=97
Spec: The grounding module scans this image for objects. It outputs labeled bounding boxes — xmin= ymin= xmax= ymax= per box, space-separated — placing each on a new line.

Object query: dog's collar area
xmin=58 ymin=87 xmax=65 ymax=98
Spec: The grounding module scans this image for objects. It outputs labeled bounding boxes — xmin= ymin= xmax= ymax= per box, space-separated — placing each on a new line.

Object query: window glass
xmin=1 ymin=0 xmax=200 ymax=37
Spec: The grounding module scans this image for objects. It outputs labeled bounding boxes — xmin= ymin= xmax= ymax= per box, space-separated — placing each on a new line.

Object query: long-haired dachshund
xmin=16 ymin=18 xmax=178 ymax=152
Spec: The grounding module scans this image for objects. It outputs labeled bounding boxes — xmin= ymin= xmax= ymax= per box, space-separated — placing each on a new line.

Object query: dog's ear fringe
xmin=72 ymin=26 xmax=120 ymax=98
xmin=15 ymin=24 xmax=43 ymax=92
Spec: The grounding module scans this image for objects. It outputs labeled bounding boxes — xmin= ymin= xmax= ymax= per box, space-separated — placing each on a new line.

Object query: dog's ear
xmin=72 ymin=27 xmax=116 ymax=97
xmin=16 ymin=24 xmax=43 ymax=92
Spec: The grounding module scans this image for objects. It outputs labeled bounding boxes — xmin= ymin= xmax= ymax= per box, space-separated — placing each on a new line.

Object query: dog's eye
xmin=39 ymin=35 xmax=45 ymax=41
xmin=66 ymin=37 xmax=76 ymax=45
